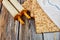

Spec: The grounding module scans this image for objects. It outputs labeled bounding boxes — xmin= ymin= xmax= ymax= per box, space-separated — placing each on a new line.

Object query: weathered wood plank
xmin=0 ymin=6 xmax=8 ymax=40
xmin=29 ymin=18 xmax=43 ymax=40
xmin=14 ymin=21 xmax=19 ymax=40
xmin=18 ymin=0 xmax=31 ymax=40
xmin=0 ymin=0 xmax=60 ymax=40
xmin=44 ymin=32 xmax=60 ymax=40
xmin=0 ymin=1 xmax=19 ymax=40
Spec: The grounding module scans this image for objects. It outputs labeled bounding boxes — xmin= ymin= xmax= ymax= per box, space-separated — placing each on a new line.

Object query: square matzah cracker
xmin=22 ymin=0 xmax=60 ymax=33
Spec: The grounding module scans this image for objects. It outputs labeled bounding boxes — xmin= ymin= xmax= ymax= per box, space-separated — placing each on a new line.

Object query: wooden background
xmin=0 ymin=0 xmax=60 ymax=40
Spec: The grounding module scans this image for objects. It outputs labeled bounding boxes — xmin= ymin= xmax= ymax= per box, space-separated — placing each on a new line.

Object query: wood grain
xmin=0 ymin=0 xmax=60 ymax=40
xmin=0 ymin=1 xmax=18 ymax=40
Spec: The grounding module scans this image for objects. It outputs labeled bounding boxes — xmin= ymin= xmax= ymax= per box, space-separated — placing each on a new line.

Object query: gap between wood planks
xmin=0 ymin=0 xmax=2 ymax=13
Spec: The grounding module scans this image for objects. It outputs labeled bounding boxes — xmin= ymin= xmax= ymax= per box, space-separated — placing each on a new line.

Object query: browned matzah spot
xmin=22 ymin=0 xmax=60 ymax=33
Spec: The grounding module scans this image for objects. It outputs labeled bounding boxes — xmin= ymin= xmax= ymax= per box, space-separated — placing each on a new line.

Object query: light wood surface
xmin=9 ymin=0 xmax=24 ymax=11
xmin=2 ymin=0 xmax=18 ymax=17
